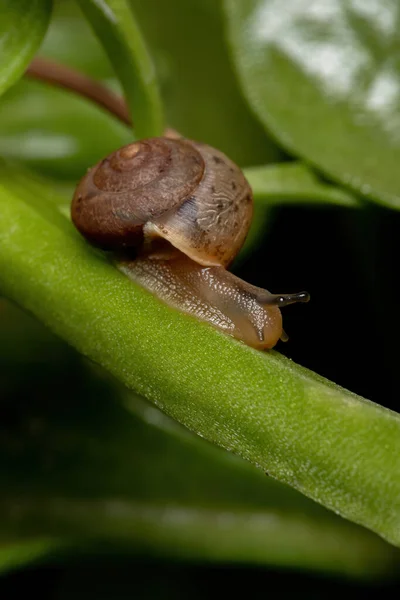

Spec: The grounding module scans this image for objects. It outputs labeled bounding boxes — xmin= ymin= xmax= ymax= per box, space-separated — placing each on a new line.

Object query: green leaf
xmin=1 ymin=162 xmax=400 ymax=547
xmin=0 ymin=539 xmax=60 ymax=574
xmin=0 ymin=0 xmax=52 ymax=97
xmin=245 ymin=162 xmax=360 ymax=207
xmin=76 ymin=0 xmax=163 ymax=138
xmin=224 ymin=0 xmax=400 ymax=209
xmin=0 ymin=301 xmax=397 ymax=578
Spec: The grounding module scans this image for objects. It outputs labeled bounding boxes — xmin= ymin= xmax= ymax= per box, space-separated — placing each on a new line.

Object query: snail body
xmin=72 ymin=136 xmax=309 ymax=350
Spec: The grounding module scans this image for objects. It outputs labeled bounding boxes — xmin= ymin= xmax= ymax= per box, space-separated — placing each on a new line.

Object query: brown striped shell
xmin=71 ymin=137 xmax=253 ymax=267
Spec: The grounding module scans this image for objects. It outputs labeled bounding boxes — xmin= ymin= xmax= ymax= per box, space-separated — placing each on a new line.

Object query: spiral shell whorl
xmin=71 ymin=137 xmax=205 ymax=249
xmin=71 ymin=136 xmax=253 ymax=266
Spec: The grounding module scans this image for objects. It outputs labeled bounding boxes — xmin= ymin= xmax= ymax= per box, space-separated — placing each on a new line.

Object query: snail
xmin=71 ymin=136 xmax=309 ymax=350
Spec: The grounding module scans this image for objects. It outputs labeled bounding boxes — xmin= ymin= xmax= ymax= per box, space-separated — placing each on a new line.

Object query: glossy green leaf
xmin=224 ymin=0 xmax=400 ymax=208
xmin=77 ymin=0 xmax=163 ymax=138
xmin=0 ymin=0 xmax=52 ymax=97
xmin=130 ymin=0 xmax=281 ymax=165
xmin=245 ymin=162 xmax=360 ymax=207
xmin=1 ymin=163 xmax=400 ymax=547
xmin=0 ymin=301 xmax=397 ymax=578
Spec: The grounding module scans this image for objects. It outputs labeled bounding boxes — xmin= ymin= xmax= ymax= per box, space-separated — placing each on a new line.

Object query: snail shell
xmin=71 ymin=137 xmax=309 ymax=350
xmin=72 ymin=137 xmax=252 ymax=267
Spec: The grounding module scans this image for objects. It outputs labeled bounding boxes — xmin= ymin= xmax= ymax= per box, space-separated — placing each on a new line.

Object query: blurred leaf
xmin=0 ymin=80 xmax=132 ymax=179
xmin=0 ymin=538 xmax=59 ymax=574
xmin=130 ymin=0 xmax=282 ymax=165
xmin=0 ymin=2 xmax=131 ymax=180
xmin=245 ymin=162 xmax=360 ymax=207
xmin=0 ymin=301 xmax=397 ymax=578
xmin=224 ymin=0 xmax=400 ymax=208
xmin=0 ymin=0 xmax=52 ymax=97
xmin=1 ymin=163 xmax=400 ymax=548
xmin=77 ymin=0 xmax=164 ymax=138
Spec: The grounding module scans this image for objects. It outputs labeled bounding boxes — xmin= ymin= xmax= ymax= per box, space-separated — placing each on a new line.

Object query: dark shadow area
xmin=235 ymin=204 xmax=400 ymax=412
xmin=1 ymin=558 xmax=400 ymax=599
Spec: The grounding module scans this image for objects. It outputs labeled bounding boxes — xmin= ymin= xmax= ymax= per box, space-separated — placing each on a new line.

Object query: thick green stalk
xmin=0 ymin=168 xmax=400 ymax=546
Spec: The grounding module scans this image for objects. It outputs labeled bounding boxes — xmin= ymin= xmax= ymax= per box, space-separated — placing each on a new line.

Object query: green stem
xmin=77 ymin=0 xmax=164 ymax=138
xmin=0 ymin=165 xmax=400 ymax=546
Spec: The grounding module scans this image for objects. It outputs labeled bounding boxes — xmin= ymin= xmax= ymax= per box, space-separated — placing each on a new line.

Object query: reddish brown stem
xmin=26 ymin=56 xmax=132 ymax=127
xmin=25 ymin=56 xmax=180 ymax=139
